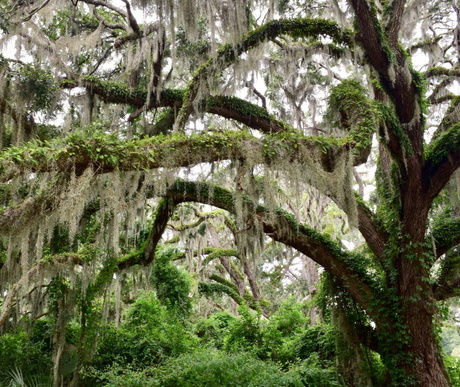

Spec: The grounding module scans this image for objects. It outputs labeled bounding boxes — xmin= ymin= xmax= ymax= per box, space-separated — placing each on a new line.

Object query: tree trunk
xmin=387 ymin=249 xmax=451 ymax=386
xmin=398 ymin=311 xmax=450 ymax=387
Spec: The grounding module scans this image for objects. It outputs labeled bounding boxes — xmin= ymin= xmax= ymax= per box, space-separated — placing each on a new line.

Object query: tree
xmin=1 ymin=0 xmax=460 ymax=385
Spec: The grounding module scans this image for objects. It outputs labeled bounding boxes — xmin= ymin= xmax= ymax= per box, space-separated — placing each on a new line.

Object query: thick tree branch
xmin=163 ymin=180 xmax=383 ymax=322
xmin=355 ymin=195 xmax=388 ymax=262
xmin=0 ymin=129 xmax=358 ymax=186
xmin=117 ymin=197 xmax=176 ymax=270
xmin=433 ymin=251 xmax=460 ymax=301
xmin=349 ymin=0 xmax=389 ymax=74
xmin=384 ymin=0 xmax=406 ymax=45
xmin=423 ymin=122 xmax=460 ymax=201
xmin=431 ymin=218 xmax=460 ymax=258
xmin=175 ymin=17 xmax=354 ymax=131
xmin=424 ymin=67 xmax=460 ymax=79
xmin=120 ymin=0 xmax=141 ymax=35
xmin=61 ymin=78 xmax=290 ymax=134
xmin=351 ymin=0 xmax=424 ymax=172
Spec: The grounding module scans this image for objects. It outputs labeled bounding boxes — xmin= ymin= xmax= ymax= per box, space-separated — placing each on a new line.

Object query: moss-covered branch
xmin=206 ymin=274 xmax=269 ymax=314
xmin=164 ymin=180 xmax=386 ymax=324
xmin=198 ymin=280 xmax=244 ymax=305
xmin=118 ymin=198 xmax=176 ymax=270
xmin=175 ymin=17 xmax=354 ymax=130
xmin=410 ymin=36 xmax=443 ymax=54
xmin=61 ymin=77 xmax=289 ymax=134
xmin=0 ymin=128 xmax=360 ymax=185
xmin=431 ymin=218 xmax=460 ymax=258
xmin=328 ymin=80 xmax=377 ymax=162
xmin=201 ymin=248 xmax=239 ymax=268
xmin=423 ymin=122 xmax=460 ymax=201
xmin=424 ymin=67 xmax=460 ymax=79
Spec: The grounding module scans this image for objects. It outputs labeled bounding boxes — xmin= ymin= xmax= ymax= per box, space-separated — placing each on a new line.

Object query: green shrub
xmin=92 ymin=291 xmax=196 ymax=369
xmin=224 ymin=305 xmax=263 ymax=352
xmin=86 ymin=350 xmax=341 ymax=387
xmin=0 ymin=330 xmax=52 ymax=379
xmin=151 ymin=249 xmax=192 ymax=319
xmin=152 ymin=350 xmax=303 ymax=387
xmin=445 ymin=355 xmax=460 ymax=386
xmin=194 ymin=311 xmax=238 ymax=349
xmin=295 ymin=324 xmax=336 ymax=364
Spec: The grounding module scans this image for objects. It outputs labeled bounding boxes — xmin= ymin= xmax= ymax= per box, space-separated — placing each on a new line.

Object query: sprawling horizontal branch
xmin=60 ymin=77 xmax=293 ymax=134
xmin=0 ymin=129 xmax=358 ymax=184
xmin=424 ymin=67 xmax=460 ymax=79
xmin=410 ymin=37 xmax=443 ymax=54
xmin=162 ymin=180 xmax=384 ymax=321
xmin=176 ymin=17 xmax=354 ymax=130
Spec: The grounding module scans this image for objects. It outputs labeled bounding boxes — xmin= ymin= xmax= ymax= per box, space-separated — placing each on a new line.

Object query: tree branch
xmin=163 ymin=180 xmax=383 ymax=322
xmin=355 ymin=195 xmax=388 ymax=262
xmin=175 ymin=17 xmax=354 ymax=131
xmin=423 ymin=122 xmax=460 ymax=201
xmin=431 ymin=218 xmax=460 ymax=258
xmin=79 ymin=0 xmax=128 ymax=19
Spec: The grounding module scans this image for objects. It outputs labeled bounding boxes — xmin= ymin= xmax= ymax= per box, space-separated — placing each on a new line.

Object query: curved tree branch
xmin=174 ymin=17 xmax=354 ymax=131
xmin=162 ymin=180 xmax=384 ymax=323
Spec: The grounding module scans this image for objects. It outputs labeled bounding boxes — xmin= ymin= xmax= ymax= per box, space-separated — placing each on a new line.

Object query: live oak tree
xmin=1 ymin=0 xmax=460 ymax=385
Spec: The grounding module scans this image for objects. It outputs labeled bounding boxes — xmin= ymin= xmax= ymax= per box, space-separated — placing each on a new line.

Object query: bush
xmin=152 ymin=350 xmax=304 ymax=387
xmin=224 ymin=305 xmax=263 ymax=353
xmin=445 ymin=355 xmax=460 ymax=386
xmin=151 ymin=248 xmax=192 ymax=319
xmin=92 ymin=291 xmax=196 ymax=369
xmin=0 ymin=330 xmax=52 ymax=380
xmin=295 ymin=324 xmax=336 ymax=364
xmin=90 ymin=350 xmax=339 ymax=387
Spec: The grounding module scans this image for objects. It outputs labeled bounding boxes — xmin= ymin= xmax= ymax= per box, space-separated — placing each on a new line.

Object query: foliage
xmin=151 ymin=248 xmax=193 ymax=319
xmin=92 ymin=291 xmax=196 ymax=369
xmin=2 ymin=0 xmax=460 ymax=385
xmin=91 ymin=350 xmax=340 ymax=387
xmin=0 ymin=331 xmax=52 ymax=382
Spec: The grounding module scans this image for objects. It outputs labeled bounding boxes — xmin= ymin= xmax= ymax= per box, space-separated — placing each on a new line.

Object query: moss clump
xmin=327 ymin=80 xmax=377 ymax=151
xmin=198 ymin=281 xmax=244 ymax=304
xmin=424 ymin=122 xmax=460 ymax=168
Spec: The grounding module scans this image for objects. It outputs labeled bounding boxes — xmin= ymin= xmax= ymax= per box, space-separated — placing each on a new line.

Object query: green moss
xmin=375 ymin=101 xmax=413 ymax=154
xmin=327 ymin=80 xmax=377 ymax=151
xmin=0 ymin=128 xmax=256 ymax=175
xmin=202 ymin=248 xmax=239 ymax=267
xmin=198 ymin=281 xmax=244 ymax=304
xmin=431 ymin=218 xmax=460 ymax=251
xmin=424 ymin=122 xmax=460 ymax=167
